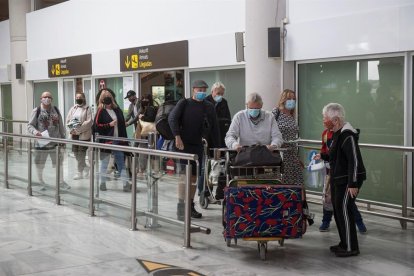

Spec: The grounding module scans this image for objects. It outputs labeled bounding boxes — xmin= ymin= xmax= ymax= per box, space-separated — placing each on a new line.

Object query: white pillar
xmin=245 ymin=0 xmax=294 ymax=111
xmin=9 ymin=0 xmax=32 ymax=127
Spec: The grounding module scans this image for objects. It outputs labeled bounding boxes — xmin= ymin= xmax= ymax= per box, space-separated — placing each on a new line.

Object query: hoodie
xmin=329 ymin=122 xmax=366 ymax=188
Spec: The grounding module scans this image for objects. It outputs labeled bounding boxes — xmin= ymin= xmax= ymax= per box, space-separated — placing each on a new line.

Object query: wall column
xmin=9 ymin=0 xmax=32 ymax=127
xmin=245 ymin=0 xmax=294 ymax=110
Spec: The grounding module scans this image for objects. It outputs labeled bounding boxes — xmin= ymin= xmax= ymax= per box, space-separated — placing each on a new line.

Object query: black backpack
xmin=155 ymin=100 xmax=180 ymax=140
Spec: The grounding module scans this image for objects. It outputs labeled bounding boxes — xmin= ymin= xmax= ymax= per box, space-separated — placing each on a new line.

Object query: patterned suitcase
xmin=223 ymin=185 xmax=306 ymax=240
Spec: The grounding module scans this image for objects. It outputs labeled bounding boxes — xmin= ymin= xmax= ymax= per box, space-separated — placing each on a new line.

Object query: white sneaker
xmin=73 ymin=172 xmax=83 ymax=180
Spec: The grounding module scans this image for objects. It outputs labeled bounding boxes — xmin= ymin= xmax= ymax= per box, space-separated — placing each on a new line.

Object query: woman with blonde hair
xmin=272 ymin=89 xmax=304 ymax=185
xmin=93 ymin=88 xmax=131 ymax=192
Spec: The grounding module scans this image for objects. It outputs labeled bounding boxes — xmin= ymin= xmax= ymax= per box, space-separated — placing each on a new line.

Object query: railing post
xmin=401 ymin=153 xmax=408 ymax=229
xmin=183 ymin=162 xmax=192 ymax=248
xmin=89 ymin=147 xmax=95 ymax=216
xmin=55 ymin=145 xmax=61 ymax=205
xmin=146 ymin=132 xmax=159 ymax=228
xmin=19 ymin=124 xmax=22 ymax=155
xmin=130 ymin=153 xmax=138 ymax=231
xmin=4 ymin=132 xmax=9 ymax=189
xmin=28 ymin=141 xmax=33 ymax=196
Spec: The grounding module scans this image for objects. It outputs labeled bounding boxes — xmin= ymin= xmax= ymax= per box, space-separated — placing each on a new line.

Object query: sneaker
xmin=335 ymin=248 xmax=360 ymax=257
xmin=100 ymin=183 xmax=107 ymax=191
xmin=114 ymin=171 xmax=120 ymax=179
xmin=60 ymin=181 xmax=71 ymax=190
xmin=191 ymin=203 xmax=202 ymax=219
xmin=319 ymin=221 xmax=330 ymax=232
xmin=356 ymin=221 xmax=367 ymax=233
xmin=73 ymin=172 xmax=83 ymax=180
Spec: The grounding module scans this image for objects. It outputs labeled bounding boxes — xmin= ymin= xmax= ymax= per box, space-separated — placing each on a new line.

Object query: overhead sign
xmin=48 ymin=54 xmax=92 ymax=78
xmin=120 ymin=40 xmax=188 ymax=72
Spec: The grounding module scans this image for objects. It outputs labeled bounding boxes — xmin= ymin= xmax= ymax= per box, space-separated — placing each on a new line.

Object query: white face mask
xmin=41 ymin=97 xmax=52 ymax=105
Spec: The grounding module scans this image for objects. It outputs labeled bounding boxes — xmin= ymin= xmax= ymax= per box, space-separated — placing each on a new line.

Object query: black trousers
xmin=331 ymin=183 xmax=359 ymax=252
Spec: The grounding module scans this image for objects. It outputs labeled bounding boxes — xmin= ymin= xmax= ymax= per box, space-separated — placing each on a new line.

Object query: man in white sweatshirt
xmin=225 ymin=92 xmax=283 ymax=150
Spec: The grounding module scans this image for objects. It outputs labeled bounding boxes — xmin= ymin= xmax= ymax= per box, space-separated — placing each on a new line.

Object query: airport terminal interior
xmin=1 ymin=0 xmax=414 ymax=275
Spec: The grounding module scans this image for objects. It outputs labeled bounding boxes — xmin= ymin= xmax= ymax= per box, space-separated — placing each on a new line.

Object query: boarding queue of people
xmin=29 ymin=83 xmax=367 ymax=258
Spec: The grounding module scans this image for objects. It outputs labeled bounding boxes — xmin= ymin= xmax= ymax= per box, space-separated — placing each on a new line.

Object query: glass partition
xmin=190 ymin=68 xmax=245 ymax=118
xmin=33 ymin=81 xmax=59 ymax=108
xmin=298 ymin=57 xmax=404 ymax=204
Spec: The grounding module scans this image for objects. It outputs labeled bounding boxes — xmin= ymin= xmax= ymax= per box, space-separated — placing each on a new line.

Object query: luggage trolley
xmin=199 ymin=141 xmax=227 ymax=209
xmin=222 ymin=148 xmax=308 ymax=261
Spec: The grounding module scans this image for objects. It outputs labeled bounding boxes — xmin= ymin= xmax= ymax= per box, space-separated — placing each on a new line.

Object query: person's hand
xmin=109 ymin=120 xmax=117 ymax=127
xmin=35 ymin=132 xmax=42 ymax=137
xmin=313 ymin=153 xmax=321 ymax=160
xmin=348 ymin=187 xmax=359 ymax=198
xmin=70 ymin=129 xmax=76 ymax=135
xmin=139 ymin=114 xmax=144 ymax=119
xmin=235 ymin=144 xmax=242 ymax=152
xmin=267 ymin=144 xmax=276 ymax=151
xmin=125 ymin=122 xmax=130 ymax=127
xmin=175 ymin=136 xmax=184 ymax=150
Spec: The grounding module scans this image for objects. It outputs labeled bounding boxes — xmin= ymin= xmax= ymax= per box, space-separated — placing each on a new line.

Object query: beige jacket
xmin=66 ymin=104 xmax=93 ymax=141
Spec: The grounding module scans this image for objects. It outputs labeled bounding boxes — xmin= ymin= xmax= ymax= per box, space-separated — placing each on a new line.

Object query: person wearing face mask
xmin=271 ymin=89 xmax=303 ymax=186
xmin=135 ymin=93 xmax=158 ymax=178
xmin=168 ymin=80 xmax=220 ymax=220
xmin=318 ymin=103 xmax=366 ymax=257
xmin=93 ymin=88 xmax=131 ymax=192
xmin=27 ymin=91 xmax=69 ymax=191
xmin=225 ymin=92 xmax=283 ymax=151
xmin=205 ymin=82 xmax=231 ymax=148
xmin=124 ymin=90 xmax=139 ymax=129
xmin=66 ymin=92 xmax=93 ymax=180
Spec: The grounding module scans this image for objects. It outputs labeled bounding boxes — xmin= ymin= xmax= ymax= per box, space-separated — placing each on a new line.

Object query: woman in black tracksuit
xmin=322 ymin=103 xmax=366 ymax=257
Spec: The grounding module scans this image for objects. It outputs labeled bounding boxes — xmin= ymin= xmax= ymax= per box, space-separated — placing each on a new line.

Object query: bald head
xmin=41 ymin=91 xmax=53 ymax=107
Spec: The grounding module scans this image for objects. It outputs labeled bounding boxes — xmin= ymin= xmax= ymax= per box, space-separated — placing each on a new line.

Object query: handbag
xmin=233 ymin=145 xmax=282 ymax=166
xmin=139 ymin=119 xmax=156 ymax=137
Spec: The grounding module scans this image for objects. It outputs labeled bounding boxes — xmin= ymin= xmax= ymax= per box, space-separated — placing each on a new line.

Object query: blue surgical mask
xmin=195 ymin=92 xmax=207 ymax=101
xmin=285 ymin=99 xmax=296 ymax=110
xmin=214 ymin=95 xmax=223 ymax=103
xmin=248 ymin=108 xmax=261 ymax=118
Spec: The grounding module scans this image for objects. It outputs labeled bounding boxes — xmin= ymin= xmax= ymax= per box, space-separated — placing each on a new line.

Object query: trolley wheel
xmin=199 ymin=192 xmax=209 ymax=209
xmin=278 ymin=239 xmax=285 ymax=247
xmin=258 ymin=242 xmax=267 ymax=261
xmin=226 ymin=238 xmax=231 ymax=247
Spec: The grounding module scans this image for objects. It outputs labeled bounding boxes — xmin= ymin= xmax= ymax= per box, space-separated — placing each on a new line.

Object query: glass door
xmin=63 ymin=79 xmax=75 ymax=118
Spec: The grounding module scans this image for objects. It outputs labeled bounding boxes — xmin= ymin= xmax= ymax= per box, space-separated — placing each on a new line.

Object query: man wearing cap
xmin=124 ymin=90 xmax=139 ymax=129
xmin=169 ymin=80 xmax=220 ymax=220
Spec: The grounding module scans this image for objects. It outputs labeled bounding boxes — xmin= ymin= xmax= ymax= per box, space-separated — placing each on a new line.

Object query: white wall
xmin=285 ymin=0 xmax=414 ymax=61
xmin=0 ymin=20 xmax=10 ymax=82
xmin=26 ymin=0 xmax=245 ymax=79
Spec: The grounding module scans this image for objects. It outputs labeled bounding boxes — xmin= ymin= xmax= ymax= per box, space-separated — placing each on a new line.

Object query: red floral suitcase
xmin=223 ymin=184 xmax=306 ymax=240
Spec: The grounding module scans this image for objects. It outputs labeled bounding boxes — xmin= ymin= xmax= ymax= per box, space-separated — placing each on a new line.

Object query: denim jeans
xmin=100 ymin=150 xmax=128 ymax=183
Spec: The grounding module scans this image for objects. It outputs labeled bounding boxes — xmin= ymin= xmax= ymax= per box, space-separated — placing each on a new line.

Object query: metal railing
xmin=0 ymin=131 xmax=208 ymax=248
xmin=299 ymin=139 xmax=414 ymax=229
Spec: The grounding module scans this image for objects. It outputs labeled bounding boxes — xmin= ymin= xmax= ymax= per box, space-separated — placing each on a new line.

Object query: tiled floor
xmin=1 ymin=150 xmax=414 ymax=275
xmin=1 ymin=185 xmax=413 ymax=276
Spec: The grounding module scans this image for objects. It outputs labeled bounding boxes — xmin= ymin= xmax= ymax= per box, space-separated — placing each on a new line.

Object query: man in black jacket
xmin=168 ymin=80 xmax=220 ymax=220
xmin=205 ymin=81 xmax=231 ymax=148
xmin=322 ymin=103 xmax=366 ymax=257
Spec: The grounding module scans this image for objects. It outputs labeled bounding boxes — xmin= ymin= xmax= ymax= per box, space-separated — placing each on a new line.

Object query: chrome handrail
xmin=0 ymin=131 xmax=207 ymax=248
xmin=298 ymin=139 xmax=414 ymax=228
